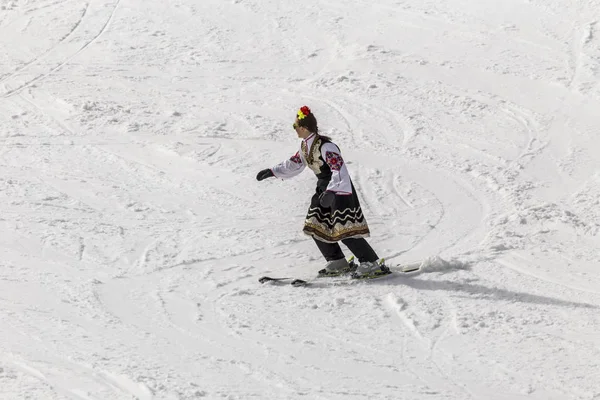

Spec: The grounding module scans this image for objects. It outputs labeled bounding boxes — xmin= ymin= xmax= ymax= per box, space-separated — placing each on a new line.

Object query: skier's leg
xmin=313 ymin=238 xmax=350 ymax=274
xmin=341 ymin=238 xmax=379 ymax=263
xmin=313 ymin=238 xmax=345 ymax=261
xmin=342 ymin=238 xmax=387 ymax=277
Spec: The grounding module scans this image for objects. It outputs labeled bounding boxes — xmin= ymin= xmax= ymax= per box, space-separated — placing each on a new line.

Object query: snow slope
xmin=1 ymin=0 xmax=599 ymax=398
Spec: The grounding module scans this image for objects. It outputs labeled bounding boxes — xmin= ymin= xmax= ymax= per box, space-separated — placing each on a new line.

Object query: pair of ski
xmin=258 ymin=258 xmax=422 ymax=287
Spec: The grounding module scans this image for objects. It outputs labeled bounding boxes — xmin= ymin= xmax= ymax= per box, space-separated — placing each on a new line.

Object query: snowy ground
xmin=1 ymin=0 xmax=600 ymax=399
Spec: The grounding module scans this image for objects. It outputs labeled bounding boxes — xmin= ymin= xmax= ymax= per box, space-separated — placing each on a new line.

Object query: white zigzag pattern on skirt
xmin=306 ymin=208 xmax=365 ymax=225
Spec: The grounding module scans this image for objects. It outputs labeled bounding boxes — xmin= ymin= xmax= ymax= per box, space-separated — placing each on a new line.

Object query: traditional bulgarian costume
xmin=271 ymin=133 xmax=371 ymax=243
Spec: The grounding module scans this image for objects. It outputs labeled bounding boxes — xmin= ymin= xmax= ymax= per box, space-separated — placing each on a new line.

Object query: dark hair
xmin=297 ymin=112 xmax=319 ymax=134
xmin=297 ymin=111 xmax=332 ymax=141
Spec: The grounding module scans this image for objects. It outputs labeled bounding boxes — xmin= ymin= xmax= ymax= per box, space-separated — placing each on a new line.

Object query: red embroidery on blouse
xmin=325 ymin=151 xmax=344 ymax=171
xmin=290 ymin=151 xmax=302 ymax=164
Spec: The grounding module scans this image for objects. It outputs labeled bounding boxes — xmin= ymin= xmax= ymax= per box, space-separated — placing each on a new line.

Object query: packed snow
xmin=1 ymin=0 xmax=599 ymax=399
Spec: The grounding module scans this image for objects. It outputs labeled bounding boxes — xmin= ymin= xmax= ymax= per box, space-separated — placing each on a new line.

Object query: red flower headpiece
xmin=297 ymin=105 xmax=311 ymax=120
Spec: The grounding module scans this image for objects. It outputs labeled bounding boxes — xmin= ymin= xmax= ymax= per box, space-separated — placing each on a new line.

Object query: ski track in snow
xmin=1 ymin=0 xmax=600 ymax=399
xmin=1 ymin=0 xmax=122 ymax=98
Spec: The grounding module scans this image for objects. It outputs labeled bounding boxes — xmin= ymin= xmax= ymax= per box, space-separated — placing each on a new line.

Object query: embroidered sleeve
xmin=325 ymin=151 xmax=344 ymax=171
xmin=321 ymin=142 xmax=352 ymax=195
xmin=271 ymin=150 xmax=306 ymax=179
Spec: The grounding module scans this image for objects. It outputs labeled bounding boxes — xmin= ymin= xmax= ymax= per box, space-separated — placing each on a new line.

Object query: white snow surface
xmin=1 ymin=0 xmax=600 ymax=399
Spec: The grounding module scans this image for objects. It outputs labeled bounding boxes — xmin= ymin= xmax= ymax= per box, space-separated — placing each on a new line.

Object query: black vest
xmin=302 ymin=135 xmax=332 ymax=192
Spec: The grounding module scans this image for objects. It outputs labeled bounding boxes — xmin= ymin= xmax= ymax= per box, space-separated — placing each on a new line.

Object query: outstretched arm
xmin=257 ymin=151 xmax=306 ymax=181
xmin=270 ymin=151 xmax=306 ymax=179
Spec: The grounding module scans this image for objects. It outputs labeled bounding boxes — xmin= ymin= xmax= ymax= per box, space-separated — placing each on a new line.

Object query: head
xmin=293 ymin=105 xmax=318 ymax=139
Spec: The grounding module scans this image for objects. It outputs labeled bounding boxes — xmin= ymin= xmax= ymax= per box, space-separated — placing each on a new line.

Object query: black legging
xmin=313 ymin=237 xmax=379 ymax=263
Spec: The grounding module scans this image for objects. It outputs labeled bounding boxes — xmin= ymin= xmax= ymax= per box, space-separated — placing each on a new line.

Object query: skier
xmin=256 ymin=105 xmax=388 ymax=278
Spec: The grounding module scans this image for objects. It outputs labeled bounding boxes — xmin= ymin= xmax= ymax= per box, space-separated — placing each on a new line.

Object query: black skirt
xmin=302 ymin=182 xmax=371 ymax=243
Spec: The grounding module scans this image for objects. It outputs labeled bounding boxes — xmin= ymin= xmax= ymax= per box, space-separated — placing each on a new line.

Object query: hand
xmin=319 ymin=191 xmax=336 ymax=208
xmin=256 ymin=168 xmax=274 ymax=181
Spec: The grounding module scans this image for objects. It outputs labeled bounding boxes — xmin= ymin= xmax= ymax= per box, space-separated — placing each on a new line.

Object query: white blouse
xmin=271 ymin=134 xmax=352 ymax=195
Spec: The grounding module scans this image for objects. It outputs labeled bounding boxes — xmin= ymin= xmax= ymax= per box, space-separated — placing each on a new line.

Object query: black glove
xmin=256 ymin=168 xmax=274 ymax=181
xmin=319 ymin=191 xmax=336 ymax=208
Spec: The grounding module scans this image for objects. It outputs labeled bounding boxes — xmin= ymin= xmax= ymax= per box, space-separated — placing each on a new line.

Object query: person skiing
xmin=256 ymin=105 xmax=388 ymax=279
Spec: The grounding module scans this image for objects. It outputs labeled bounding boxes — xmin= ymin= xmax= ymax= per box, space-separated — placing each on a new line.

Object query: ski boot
xmin=318 ymin=256 xmax=357 ymax=277
xmin=351 ymin=258 xmax=391 ymax=279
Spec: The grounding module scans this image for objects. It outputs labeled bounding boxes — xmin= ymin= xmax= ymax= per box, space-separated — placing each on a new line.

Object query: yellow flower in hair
xmin=297 ymin=105 xmax=311 ymax=120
